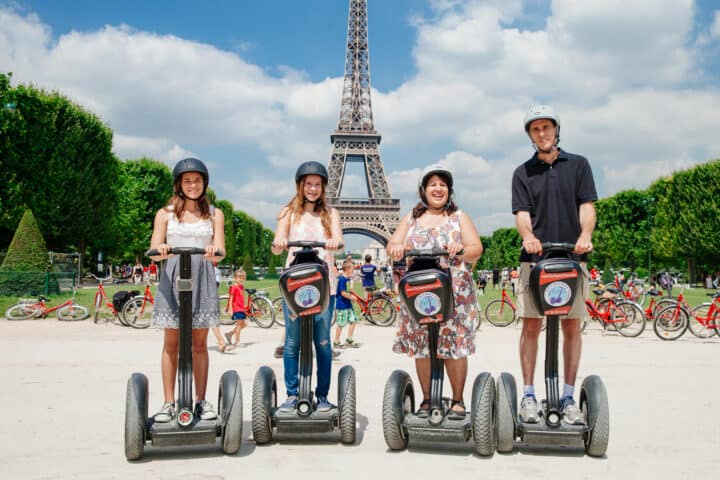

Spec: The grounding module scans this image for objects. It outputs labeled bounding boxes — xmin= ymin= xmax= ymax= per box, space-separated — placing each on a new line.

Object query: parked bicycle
xmin=346 ymin=286 xmax=396 ymax=327
xmin=122 ymin=281 xmax=155 ymax=329
xmin=583 ymin=287 xmax=645 ymax=337
xmin=5 ymin=288 xmax=88 ymax=321
xmin=654 ymin=291 xmax=720 ymax=340
xmin=219 ymin=288 xmax=274 ymax=328
xmin=484 ymin=287 xmax=517 ymax=327
xmin=91 ymin=273 xmax=135 ymax=326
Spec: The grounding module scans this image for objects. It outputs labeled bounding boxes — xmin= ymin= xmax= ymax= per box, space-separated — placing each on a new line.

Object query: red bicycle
xmin=484 ymin=287 xmax=516 ymax=327
xmin=91 ymin=274 xmax=131 ymax=325
xmin=5 ymin=289 xmax=88 ymax=321
xmin=654 ymin=291 xmax=720 ymax=340
xmin=347 ymin=287 xmax=397 ymax=327
xmin=584 ymin=288 xmax=645 ymax=337
xmin=122 ymin=281 xmax=155 ymax=329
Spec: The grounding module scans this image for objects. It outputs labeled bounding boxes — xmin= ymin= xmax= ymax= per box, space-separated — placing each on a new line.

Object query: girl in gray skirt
xmin=148 ymin=158 xmax=226 ymax=423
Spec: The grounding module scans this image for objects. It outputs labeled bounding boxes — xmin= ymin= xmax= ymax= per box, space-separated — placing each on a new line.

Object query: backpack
xmin=113 ymin=290 xmax=139 ymax=312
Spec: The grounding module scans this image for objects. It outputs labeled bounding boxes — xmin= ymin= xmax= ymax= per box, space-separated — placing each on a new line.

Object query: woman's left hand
xmin=325 ymin=238 xmax=342 ymax=251
xmin=204 ymin=245 xmax=216 ymax=258
xmin=446 ymin=241 xmax=464 ymax=258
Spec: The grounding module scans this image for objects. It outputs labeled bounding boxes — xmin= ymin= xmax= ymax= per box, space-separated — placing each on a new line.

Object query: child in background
xmin=334 ymin=261 xmax=359 ymax=348
xmin=224 ymin=269 xmax=248 ymax=350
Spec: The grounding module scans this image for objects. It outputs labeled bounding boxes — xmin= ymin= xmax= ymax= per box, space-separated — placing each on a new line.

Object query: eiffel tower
xmin=327 ymin=0 xmax=400 ymax=245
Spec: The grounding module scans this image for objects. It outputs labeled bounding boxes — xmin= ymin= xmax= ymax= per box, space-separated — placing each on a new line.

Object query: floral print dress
xmin=393 ymin=211 xmax=479 ymax=359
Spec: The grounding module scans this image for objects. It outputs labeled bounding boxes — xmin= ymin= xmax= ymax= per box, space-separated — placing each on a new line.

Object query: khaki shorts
xmin=516 ymin=261 xmax=589 ymax=320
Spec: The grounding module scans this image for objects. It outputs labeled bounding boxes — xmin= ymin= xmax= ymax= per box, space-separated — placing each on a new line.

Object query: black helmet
xmin=295 ymin=161 xmax=328 ymax=184
xmin=173 ymin=158 xmax=209 ymax=195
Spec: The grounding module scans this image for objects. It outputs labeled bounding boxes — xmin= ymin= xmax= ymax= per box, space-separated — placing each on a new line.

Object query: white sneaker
xmin=195 ymin=400 xmax=217 ymax=420
xmin=153 ymin=402 xmax=175 ymax=423
xmin=561 ymin=397 xmax=584 ymax=425
xmin=519 ymin=395 xmax=540 ymax=423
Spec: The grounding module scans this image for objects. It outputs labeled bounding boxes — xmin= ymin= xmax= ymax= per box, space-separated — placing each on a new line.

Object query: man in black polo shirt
xmin=511 ymin=105 xmax=597 ymax=426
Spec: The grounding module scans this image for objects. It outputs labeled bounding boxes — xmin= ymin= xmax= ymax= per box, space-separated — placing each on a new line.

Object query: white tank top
xmin=166 ymin=207 xmax=213 ymax=248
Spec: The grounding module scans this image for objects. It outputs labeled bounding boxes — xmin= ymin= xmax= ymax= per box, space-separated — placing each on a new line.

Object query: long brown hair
xmin=279 ymin=176 xmax=332 ymax=236
xmin=167 ymin=176 xmax=211 ymax=221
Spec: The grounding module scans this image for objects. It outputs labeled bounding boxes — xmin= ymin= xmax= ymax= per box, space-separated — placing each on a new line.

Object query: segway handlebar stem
xmin=539 ymin=242 xmax=575 ymax=254
xmin=145 ymin=247 xmax=225 ymax=257
xmin=284 ymin=241 xmax=344 ymax=250
xmin=405 ymin=248 xmax=464 ymax=258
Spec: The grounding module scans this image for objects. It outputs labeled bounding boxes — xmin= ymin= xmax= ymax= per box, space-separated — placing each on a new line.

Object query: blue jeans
xmin=283 ymin=295 xmax=335 ymax=398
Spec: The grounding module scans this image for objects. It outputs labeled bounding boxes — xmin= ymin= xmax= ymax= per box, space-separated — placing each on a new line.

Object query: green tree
xmin=242 ymin=254 xmax=255 ymax=280
xmin=214 ymin=199 xmax=235 ymax=266
xmin=484 ymin=228 xmax=521 ymax=268
xmin=0 ymin=209 xmax=48 ymax=295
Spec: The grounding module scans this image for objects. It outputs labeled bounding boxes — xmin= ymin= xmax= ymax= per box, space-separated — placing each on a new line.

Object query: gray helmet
xmin=523 ymin=104 xmax=560 ymax=132
xmin=418 ymin=163 xmax=454 ymax=190
xmin=173 ymin=158 xmax=209 ymax=195
xmin=295 ymin=161 xmax=328 ymax=184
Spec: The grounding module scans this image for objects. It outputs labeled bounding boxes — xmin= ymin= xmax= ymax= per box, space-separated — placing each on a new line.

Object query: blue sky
xmin=3 ymin=0 xmax=720 ymax=247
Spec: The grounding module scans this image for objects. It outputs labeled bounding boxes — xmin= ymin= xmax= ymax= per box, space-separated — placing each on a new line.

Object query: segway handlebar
xmin=145 ymin=247 xmax=225 ymax=257
xmin=284 ymin=241 xmax=344 ymax=250
xmin=405 ymin=248 xmax=464 ymax=257
xmin=540 ymin=242 xmax=575 ymax=253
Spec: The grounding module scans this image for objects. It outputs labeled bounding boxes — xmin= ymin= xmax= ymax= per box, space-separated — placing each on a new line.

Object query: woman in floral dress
xmin=387 ymin=164 xmax=483 ymax=419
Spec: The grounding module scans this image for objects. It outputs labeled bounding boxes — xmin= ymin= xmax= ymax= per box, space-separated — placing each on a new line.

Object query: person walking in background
xmin=512 ymin=105 xmax=597 ymax=426
xmin=387 ymin=164 xmax=483 ymax=419
xmin=477 ymin=270 xmax=487 ymax=296
xmin=133 ymin=261 xmax=143 ymax=285
xmin=334 ymin=261 xmax=360 ymax=348
xmin=224 ymin=269 xmax=248 ymax=350
xmin=492 ymin=266 xmax=500 ymax=289
xmin=148 ymin=157 xmax=225 ymax=423
xmin=360 ymin=254 xmax=377 ymax=293
xmin=271 ymin=161 xmax=343 ymax=412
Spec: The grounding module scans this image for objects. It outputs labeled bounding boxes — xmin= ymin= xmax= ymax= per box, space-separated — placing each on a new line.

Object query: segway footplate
xmin=274 ymin=409 xmax=338 ymax=434
xmin=150 ymin=418 xmax=218 ymax=447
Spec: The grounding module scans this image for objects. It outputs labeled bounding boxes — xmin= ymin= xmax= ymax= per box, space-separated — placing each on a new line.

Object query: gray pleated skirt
xmin=151 ymin=255 xmax=220 ymax=329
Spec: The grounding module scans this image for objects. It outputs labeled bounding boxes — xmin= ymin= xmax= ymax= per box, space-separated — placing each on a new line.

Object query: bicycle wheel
xmin=272 ymin=297 xmax=285 ymax=326
xmin=5 ymin=304 xmax=41 ymax=320
xmin=250 ymin=296 xmax=275 ymax=328
xmin=627 ymin=284 xmax=646 ymax=306
xmin=218 ymin=295 xmax=234 ymax=326
xmin=611 ymin=301 xmax=646 ymax=337
xmin=651 ymin=298 xmax=678 ymax=318
xmin=653 ymin=305 xmax=689 ymax=341
xmin=595 ymin=298 xmax=616 ymax=331
xmin=123 ymin=297 xmax=153 ymax=329
xmin=367 ymin=297 xmax=396 ymax=327
xmin=688 ymin=303 xmax=718 ymax=338
xmin=484 ymin=300 xmax=515 ymax=327
xmin=57 ymin=304 xmax=89 ymax=321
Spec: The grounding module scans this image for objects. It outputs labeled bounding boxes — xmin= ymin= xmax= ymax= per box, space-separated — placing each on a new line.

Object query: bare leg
xmin=520 ymin=317 xmax=543 ymax=386
xmin=160 ymin=329 xmax=179 ymax=403
xmin=347 ymin=322 xmax=357 ymax=339
xmin=334 ymin=325 xmax=343 ymax=343
xmin=415 ymin=357 xmax=431 ymax=400
xmin=191 ymin=328 xmax=210 ymax=401
xmin=445 ymin=357 xmax=468 ymax=411
xmin=233 ymin=320 xmax=246 ymax=344
xmin=561 ymin=318 xmax=582 ymax=386
xmin=210 ymin=326 xmax=225 ymax=350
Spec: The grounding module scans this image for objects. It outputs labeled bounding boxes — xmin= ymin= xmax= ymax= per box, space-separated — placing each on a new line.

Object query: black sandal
xmin=448 ymin=400 xmax=466 ymax=420
xmin=416 ymin=399 xmax=431 ymax=418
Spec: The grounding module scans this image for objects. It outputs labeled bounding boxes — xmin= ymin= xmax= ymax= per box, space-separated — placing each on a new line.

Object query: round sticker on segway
xmin=295 ymin=285 xmax=321 ymax=308
xmin=414 ymin=291 xmax=442 ymax=316
xmin=544 ymin=281 xmax=572 ymax=307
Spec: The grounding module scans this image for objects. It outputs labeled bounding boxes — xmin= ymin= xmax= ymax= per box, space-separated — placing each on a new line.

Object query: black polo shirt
xmin=511 ymin=149 xmax=597 ymax=262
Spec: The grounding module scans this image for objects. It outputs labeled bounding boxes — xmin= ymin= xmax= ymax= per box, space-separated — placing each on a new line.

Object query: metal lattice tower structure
xmin=327 ymin=0 xmax=400 ymax=246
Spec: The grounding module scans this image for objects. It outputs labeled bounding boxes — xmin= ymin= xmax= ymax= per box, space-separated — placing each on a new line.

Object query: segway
xmin=495 ymin=243 xmax=609 ymax=456
xmin=252 ymin=241 xmax=356 ymax=444
xmin=124 ymin=247 xmax=243 ymax=461
xmin=382 ymin=248 xmax=495 ymax=456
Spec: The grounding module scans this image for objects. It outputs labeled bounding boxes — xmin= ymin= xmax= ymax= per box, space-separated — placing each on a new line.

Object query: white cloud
xmin=711 ymin=10 xmax=720 ymax=39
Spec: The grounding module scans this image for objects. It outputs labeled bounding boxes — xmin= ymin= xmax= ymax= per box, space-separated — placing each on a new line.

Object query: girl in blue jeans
xmin=271 ymin=161 xmax=343 ymax=412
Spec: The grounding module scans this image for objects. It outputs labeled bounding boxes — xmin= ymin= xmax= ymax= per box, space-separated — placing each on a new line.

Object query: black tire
xmin=382 ymin=370 xmax=413 ymax=450
xmin=124 ymin=373 xmax=148 ymax=461
xmin=367 ymin=296 xmax=396 ymax=327
xmin=218 ymin=295 xmax=234 ymax=325
xmin=272 ymin=297 xmax=285 ymax=326
xmin=57 ymin=304 xmax=89 ymax=321
xmin=122 ymin=297 xmax=152 ymax=329
xmin=612 ymin=301 xmax=646 ymax=337
xmin=5 ymin=304 xmax=40 ymax=321
xmin=495 ymin=372 xmax=516 ymax=453
xmin=653 ymin=305 xmax=689 ymax=341
xmin=251 ymin=366 xmax=276 ymax=445
xmin=471 ymin=372 xmax=496 ymax=456
xmin=484 ymin=300 xmax=515 ymax=327
xmin=250 ymin=296 xmax=275 ymax=328
xmin=338 ymin=365 xmax=357 ymax=444
xmin=580 ymin=375 xmax=609 ymax=457
xmin=688 ymin=303 xmax=718 ymax=338
xmin=219 ymin=370 xmax=243 ymax=454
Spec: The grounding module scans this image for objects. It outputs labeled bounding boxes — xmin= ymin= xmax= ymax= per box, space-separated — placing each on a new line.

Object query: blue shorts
xmin=232 ymin=312 xmax=247 ymax=320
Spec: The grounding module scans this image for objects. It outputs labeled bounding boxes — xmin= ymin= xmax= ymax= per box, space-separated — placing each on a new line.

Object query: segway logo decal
xmin=287 ymin=272 xmax=322 ymax=291
xmin=295 ymin=285 xmax=321 ymax=308
xmin=404 ymin=279 xmax=442 ymax=297
xmin=414 ymin=292 xmax=441 ymax=316
xmin=539 ymin=270 xmax=577 ymax=285
xmin=544 ymin=281 xmax=572 ymax=307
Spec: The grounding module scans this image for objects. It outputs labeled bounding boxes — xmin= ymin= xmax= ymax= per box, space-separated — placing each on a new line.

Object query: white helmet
xmin=418 ymin=164 xmax=454 ymax=190
xmin=523 ymin=104 xmax=560 ymax=148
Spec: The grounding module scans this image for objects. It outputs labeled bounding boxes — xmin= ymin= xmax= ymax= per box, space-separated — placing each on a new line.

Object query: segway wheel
xmin=382 ymin=370 xmax=414 ymax=451
xmin=251 ymin=366 xmax=276 ymax=445
xmin=580 ymin=375 xmax=609 ymax=457
xmin=338 ymin=365 xmax=357 ymax=444
xmin=495 ymin=372 xmax=517 ymax=453
xmin=124 ymin=373 xmax=148 ymax=461
xmin=219 ymin=370 xmax=243 ymax=454
xmin=470 ymin=372 xmax=496 ymax=456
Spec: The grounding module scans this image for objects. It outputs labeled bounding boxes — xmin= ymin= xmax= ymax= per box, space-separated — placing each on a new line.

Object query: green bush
xmin=0 ymin=209 xmax=49 ymax=295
